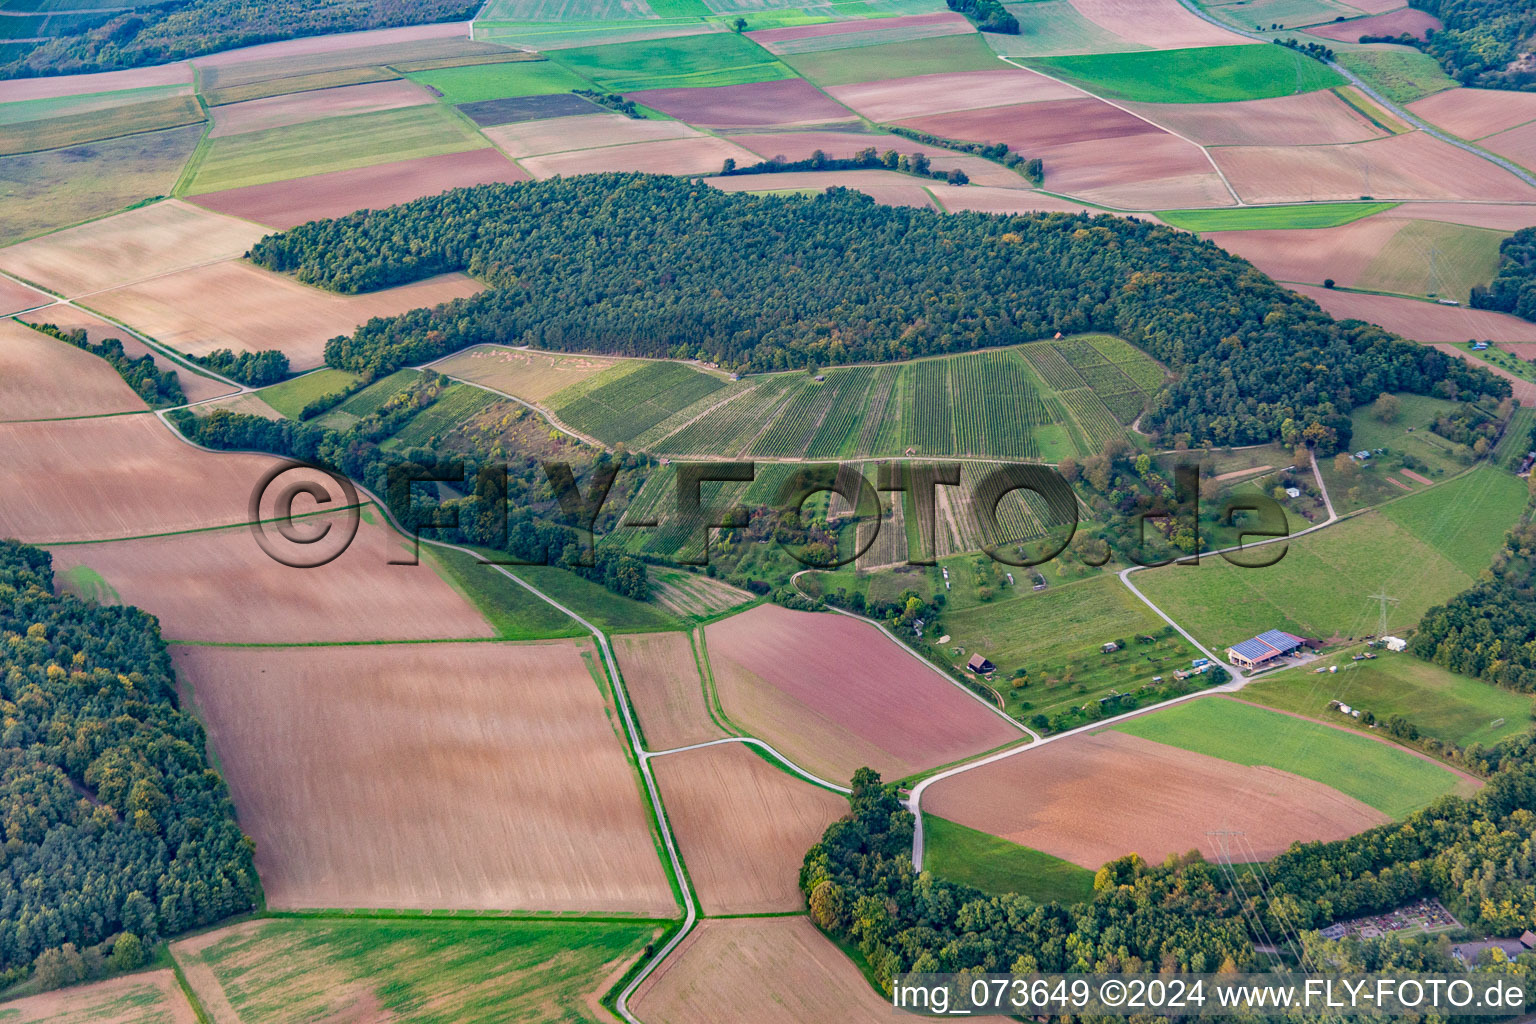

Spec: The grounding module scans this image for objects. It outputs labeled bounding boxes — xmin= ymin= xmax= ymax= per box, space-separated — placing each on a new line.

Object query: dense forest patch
xmin=1401 ymin=0 xmax=1536 ymax=91
xmin=248 ymin=173 xmax=1505 ymax=447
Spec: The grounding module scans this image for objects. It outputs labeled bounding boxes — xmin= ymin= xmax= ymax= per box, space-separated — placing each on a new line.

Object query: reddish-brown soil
xmin=925 ymin=730 xmax=1387 ymax=869
xmin=614 ymin=631 xmax=724 ymax=750
xmin=827 ymin=69 xmax=1082 ymax=122
xmin=1386 ymin=202 xmax=1536 ymax=231
xmin=0 ymin=969 xmax=197 ymax=1023
xmin=0 ymin=199 xmax=266 ymax=297
xmin=1480 ymin=123 xmax=1536 ymax=174
xmin=0 ymin=275 xmax=48 ymax=317
xmin=1307 ymin=7 xmax=1441 ymax=41
xmin=189 ymin=148 xmax=529 ymax=229
xmin=0 ymin=63 xmax=191 ymax=103
xmin=20 ymin=305 xmax=237 ymax=403
xmin=1495 ymin=342 xmax=1536 ymax=358
xmin=1212 ymin=131 xmax=1536 ymax=203
xmin=209 ymin=78 xmax=435 ymax=137
xmin=0 ymin=318 xmax=148 ymax=420
xmin=726 ymin=129 xmax=1031 ymax=187
xmin=485 ymin=113 xmax=698 ymax=158
xmin=705 ymin=169 xmax=938 ymax=208
xmin=630 ymin=78 xmax=856 ymax=127
xmin=49 ymin=512 xmax=495 ymax=643
xmin=1067 ymin=0 xmax=1255 ymax=47
xmin=651 ymin=743 xmax=847 ymax=914
xmin=1207 ymin=215 xmax=1409 ymax=288
xmin=1408 ymin=88 xmax=1536 ymax=140
xmin=174 ymin=640 xmax=675 ymax=914
xmin=0 ymin=413 xmax=284 ymax=542
xmin=192 ymin=20 xmax=470 ymax=71
xmin=1387 ymin=476 xmax=1412 ymax=490
xmin=750 ymin=10 xmax=969 ymax=44
xmin=1128 ymin=91 xmax=1385 ymax=146
xmin=91 ymin=261 xmax=482 ymax=369
xmin=631 ymin=917 xmax=900 ymax=1024
xmin=523 ymin=136 xmax=760 ymax=178
xmin=1294 ymin=283 xmax=1536 ymax=343
xmin=704 ymin=604 xmax=1023 ymax=783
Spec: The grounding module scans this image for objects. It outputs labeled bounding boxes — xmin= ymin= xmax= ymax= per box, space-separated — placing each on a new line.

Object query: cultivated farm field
xmin=0 ymin=970 xmax=196 ymax=1023
xmin=615 ymin=630 xmax=725 ymax=750
xmin=0 ymin=319 xmax=148 ymax=420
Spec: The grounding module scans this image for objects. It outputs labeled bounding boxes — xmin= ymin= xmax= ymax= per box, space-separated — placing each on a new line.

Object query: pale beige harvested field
xmin=484 ymin=112 xmax=699 ymax=158
xmin=926 ymin=730 xmax=1387 ymax=869
xmin=49 ymin=513 xmax=494 ymax=643
xmin=0 ymin=275 xmax=48 ymax=316
xmin=0 ymin=63 xmax=191 ymax=103
xmin=1208 ymin=216 xmax=1409 ymax=288
xmin=0 ymin=199 xmax=266 ymax=298
xmin=19 ymin=305 xmax=237 ymax=404
xmin=435 ymin=344 xmax=624 ymax=401
xmin=0 ymin=319 xmax=147 ymax=420
xmin=727 ymin=130 xmax=1030 ymax=188
xmin=1307 ymin=7 xmax=1441 ymax=41
xmin=704 ymin=169 xmax=938 ymax=208
xmin=614 ymin=631 xmax=724 ymax=750
xmin=705 ymin=604 xmax=1022 ymax=783
xmin=827 ymin=69 xmax=1082 ymax=122
xmin=1390 ymin=202 xmax=1536 ymax=230
xmin=652 ymin=744 xmax=846 ymax=914
xmin=175 ymin=640 xmax=674 ymax=914
xmin=1127 ymin=91 xmax=1385 ymax=146
xmin=194 ymin=391 xmax=285 ymax=420
xmin=633 ymin=917 xmax=900 ymax=1024
xmin=0 ymin=413 xmax=283 ymax=542
xmin=1480 ymin=123 xmax=1536 ymax=174
xmin=91 ymin=261 xmax=483 ymax=369
xmin=521 ymin=136 xmax=759 ymax=178
xmin=190 ymin=148 xmax=529 ymax=229
xmin=193 ymin=20 xmax=471 ymax=72
xmin=1067 ymin=0 xmax=1254 ymax=47
xmin=0 ymin=968 xmax=196 ymax=1024
xmin=1293 ymin=283 xmax=1536 ymax=343
xmin=1212 ymin=132 xmax=1536 ymax=203
xmin=1407 ymin=88 xmax=1536 ymax=140
xmin=209 ymin=78 xmax=435 ymax=137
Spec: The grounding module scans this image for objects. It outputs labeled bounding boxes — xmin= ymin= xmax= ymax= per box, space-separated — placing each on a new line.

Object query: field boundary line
xmin=644 ymin=736 xmax=851 ymax=794
xmin=417 ymin=358 xmax=604 ymax=447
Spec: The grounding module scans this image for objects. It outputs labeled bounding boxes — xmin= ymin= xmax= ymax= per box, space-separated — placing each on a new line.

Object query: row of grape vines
xmin=1020 ymin=344 xmax=1088 ymax=393
xmin=905 ymin=359 xmax=955 ymax=455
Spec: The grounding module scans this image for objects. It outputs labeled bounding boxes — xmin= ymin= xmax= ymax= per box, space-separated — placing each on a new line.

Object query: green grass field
xmin=383 ymin=383 xmax=501 ymax=450
xmin=1160 ymin=202 xmax=1397 ymax=232
xmin=1355 ymin=220 xmax=1508 ymax=303
xmin=923 ymin=814 xmax=1097 ymax=904
xmin=553 ymin=31 xmax=796 ymax=90
xmin=512 ymin=563 xmax=685 ymax=632
xmin=174 ymin=917 xmax=663 ymax=1023
xmin=408 ymin=60 xmax=596 ymax=103
xmin=1114 ymin=697 xmax=1471 ymax=817
xmin=1203 ymin=0 xmax=1363 ymax=30
xmin=1323 ymin=399 xmax=1512 ymax=512
xmin=782 ymin=32 xmax=1001 ymax=86
xmin=57 ymin=564 xmax=121 ymax=605
xmin=186 ymin=106 xmax=488 ymax=194
xmin=1336 ymin=49 xmax=1457 ymax=105
xmin=424 ymin=544 xmax=586 ymax=639
xmin=1024 ymin=44 xmax=1344 ymax=103
xmin=256 ymin=368 xmax=361 ymax=419
xmin=1135 ymin=467 xmax=1520 ymax=650
xmin=989 ymin=0 xmax=1145 ymax=57
xmin=1243 ymin=649 xmax=1534 ymax=748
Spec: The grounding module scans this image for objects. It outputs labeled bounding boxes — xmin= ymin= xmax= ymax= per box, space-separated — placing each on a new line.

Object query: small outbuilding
xmin=1520 ymin=930 xmax=1536 ymax=949
xmin=1383 ymin=636 xmax=1407 ymax=652
xmin=966 ymin=653 xmax=995 ymax=674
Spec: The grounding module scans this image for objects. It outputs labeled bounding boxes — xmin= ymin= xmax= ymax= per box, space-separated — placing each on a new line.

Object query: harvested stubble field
xmin=1126 ymin=90 xmax=1385 ymax=146
xmin=1066 ymin=0 xmax=1253 ymax=48
xmin=1292 ymin=283 xmax=1536 ymax=343
xmin=172 ymin=917 xmax=661 ymax=1024
xmin=435 ymin=344 xmax=626 ymax=401
xmin=521 ymin=134 xmax=760 ymax=177
xmin=704 ymin=604 xmax=1023 ymax=783
xmin=174 ymin=640 xmax=675 ymax=914
xmin=651 ymin=743 xmax=847 ymax=913
xmin=0 ymin=413 xmax=284 ymax=542
xmin=208 ymin=78 xmax=435 ymax=137
xmin=0 ymin=318 xmax=148 ymax=420
xmin=632 ymin=917 xmax=901 ymax=1024
xmin=1407 ymin=87 xmax=1536 ymax=141
xmin=1306 ymin=7 xmax=1441 ymax=42
xmin=614 ymin=630 xmax=724 ymax=750
xmin=825 ymin=68 xmax=1080 ymax=122
xmin=925 ymin=729 xmax=1389 ymax=869
xmin=1214 ymin=130 xmax=1536 ymax=204
xmin=484 ymin=111 xmax=699 ymax=157
xmin=631 ymin=78 xmax=855 ymax=127
xmin=0 ymin=199 xmax=265 ymax=297
xmin=48 ymin=512 xmax=497 ymax=643
xmin=0 ymin=968 xmax=196 ymax=1023
xmin=189 ymin=148 xmax=530 ymax=229
xmin=90 ymin=261 xmax=483 ymax=369
xmin=0 ymin=125 xmax=203 ymax=246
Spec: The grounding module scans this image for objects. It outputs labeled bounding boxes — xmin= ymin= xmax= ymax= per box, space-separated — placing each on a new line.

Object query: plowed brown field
xmin=1407 ymin=88 xmax=1536 ymax=140
xmin=485 ymin=113 xmax=698 ymax=158
xmin=1127 ymin=91 xmax=1384 ymax=146
xmin=1066 ymin=0 xmax=1253 ymax=47
xmin=1307 ymin=7 xmax=1441 ymax=42
xmin=614 ymin=631 xmax=724 ymax=750
xmin=704 ymin=604 xmax=1023 ymax=783
xmin=209 ymin=78 xmax=435 ymax=137
xmin=1207 ymin=215 xmax=1408 ymax=288
xmin=631 ymin=917 xmax=901 ymax=1024
xmin=925 ymin=730 xmax=1387 ymax=868
xmin=651 ymin=743 xmax=846 ymax=913
xmin=1390 ymin=202 xmax=1536 ymax=230
xmin=1293 ymin=283 xmax=1536 ymax=343
xmin=0 ymin=276 xmax=48 ymax=316
xmin=0 ymin=63 xmax=191 ymax=103
xmin=521 ymin=136 xmax=759 ymax=178
xmin=0 ymin=969 xmax=196 ymax=1023
xmin=631 ymin=78 xmax=855 ymax=127
xmin=0 ymin=319 xmax=147 ymax=420
xmin=20 ymin=305 xmax=237 ymax=404
xmin=174 ymin=640 xmax=675 ymax=914
xmin=826 ymin=69 xmax=1081 ymax=122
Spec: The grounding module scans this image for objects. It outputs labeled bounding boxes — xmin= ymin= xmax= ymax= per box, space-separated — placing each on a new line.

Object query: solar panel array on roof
xmin=1257 ymin=629 xmax=1303 ymax=653
xmin=1230 ymin=637 xmax=1279 ymax=661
